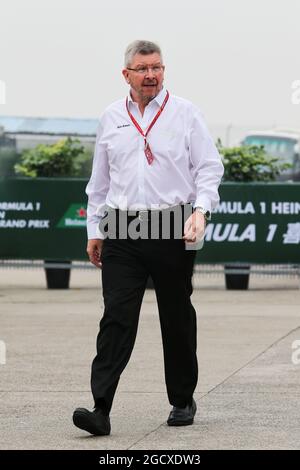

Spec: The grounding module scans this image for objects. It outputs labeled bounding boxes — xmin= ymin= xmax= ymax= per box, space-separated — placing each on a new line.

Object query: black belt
xmin=109 ymin=203 xmax=194 ymax=220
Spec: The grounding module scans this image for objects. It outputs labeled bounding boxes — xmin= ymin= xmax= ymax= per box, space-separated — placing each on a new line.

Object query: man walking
xmin=73 ymin=40 xmax=224 ymax=436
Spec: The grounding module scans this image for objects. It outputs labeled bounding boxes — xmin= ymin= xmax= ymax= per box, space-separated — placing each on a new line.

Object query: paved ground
xmin=0 ymin=268 xmax=300 ymax=450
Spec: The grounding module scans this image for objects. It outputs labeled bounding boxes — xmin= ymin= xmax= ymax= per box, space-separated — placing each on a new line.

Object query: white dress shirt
xmin=86 ymin=87 xmax=224 ymax=239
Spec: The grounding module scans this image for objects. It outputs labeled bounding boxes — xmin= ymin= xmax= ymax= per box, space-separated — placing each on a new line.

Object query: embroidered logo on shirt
xmin=117 ymin=124 xmax=131 ymax=129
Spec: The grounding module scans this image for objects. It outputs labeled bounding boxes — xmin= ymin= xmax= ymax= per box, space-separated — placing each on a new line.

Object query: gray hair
xmin=124 ymin=40 xmax=162 ymax=67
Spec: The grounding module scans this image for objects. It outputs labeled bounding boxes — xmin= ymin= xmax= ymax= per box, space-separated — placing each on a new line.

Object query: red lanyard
xmin=125 ymin=90 xmax=170 ymax=165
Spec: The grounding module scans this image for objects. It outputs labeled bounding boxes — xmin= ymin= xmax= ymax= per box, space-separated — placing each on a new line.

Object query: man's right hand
xmin=87 ymin=239 xmax=104 ymax=268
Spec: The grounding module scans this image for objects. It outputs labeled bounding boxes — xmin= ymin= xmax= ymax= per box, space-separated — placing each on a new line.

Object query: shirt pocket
xmin=106 ymin=127 xmax=140 ymax=166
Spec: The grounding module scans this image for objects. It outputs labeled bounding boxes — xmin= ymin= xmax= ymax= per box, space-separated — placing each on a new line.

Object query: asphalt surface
xmin=0 ymin=268 xmax=300 ymax=450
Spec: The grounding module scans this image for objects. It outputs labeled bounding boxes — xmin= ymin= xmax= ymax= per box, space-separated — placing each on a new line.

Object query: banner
xmin=0 ymin=178 xmax=299 ymax=263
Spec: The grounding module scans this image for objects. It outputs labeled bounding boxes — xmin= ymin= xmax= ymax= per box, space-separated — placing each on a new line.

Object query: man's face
xmin=122 ymin=52 xmax=165 ymax=102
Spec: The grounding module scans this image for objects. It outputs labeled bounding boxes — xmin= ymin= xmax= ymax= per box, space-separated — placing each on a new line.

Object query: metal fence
xmin=1 ymin=259 xmax=300 ymax=279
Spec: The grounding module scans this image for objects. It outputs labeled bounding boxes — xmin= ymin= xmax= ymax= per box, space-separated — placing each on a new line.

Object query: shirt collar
xmin=127 ymin=87 xmax=167 ymax=108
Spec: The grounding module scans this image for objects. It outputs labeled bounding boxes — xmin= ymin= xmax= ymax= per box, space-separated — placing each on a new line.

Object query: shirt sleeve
xmin=188 ymin=109 xmax=224 ymax=213
xmin=85 ymin=119 xmax=110 ymax=239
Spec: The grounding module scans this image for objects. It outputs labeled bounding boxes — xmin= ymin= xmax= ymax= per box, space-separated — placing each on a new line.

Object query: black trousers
xmin=91 ymin=211 xmax=198 ymax=415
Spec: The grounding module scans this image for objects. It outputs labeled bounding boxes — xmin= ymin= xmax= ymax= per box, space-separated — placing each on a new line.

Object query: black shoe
xmin=72 ymin=407 xmax=111 ymax=436
xmin=167 ymin=398 xmax=197 ymax=426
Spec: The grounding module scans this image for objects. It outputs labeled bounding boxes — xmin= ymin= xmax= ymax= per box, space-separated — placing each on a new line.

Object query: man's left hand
xmin=183 ymin=210 xmax=206 ymax=244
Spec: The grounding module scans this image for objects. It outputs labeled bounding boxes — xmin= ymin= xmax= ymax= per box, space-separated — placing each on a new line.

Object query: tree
xmin=217 ymin=139 xmax=291 ymax=182
xmin=14 ymin=137 xmax=90 ymax=177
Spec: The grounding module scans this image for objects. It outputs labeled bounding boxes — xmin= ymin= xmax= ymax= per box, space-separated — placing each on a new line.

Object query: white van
xmin=241 ymin=129 xmax=300 ymax=181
